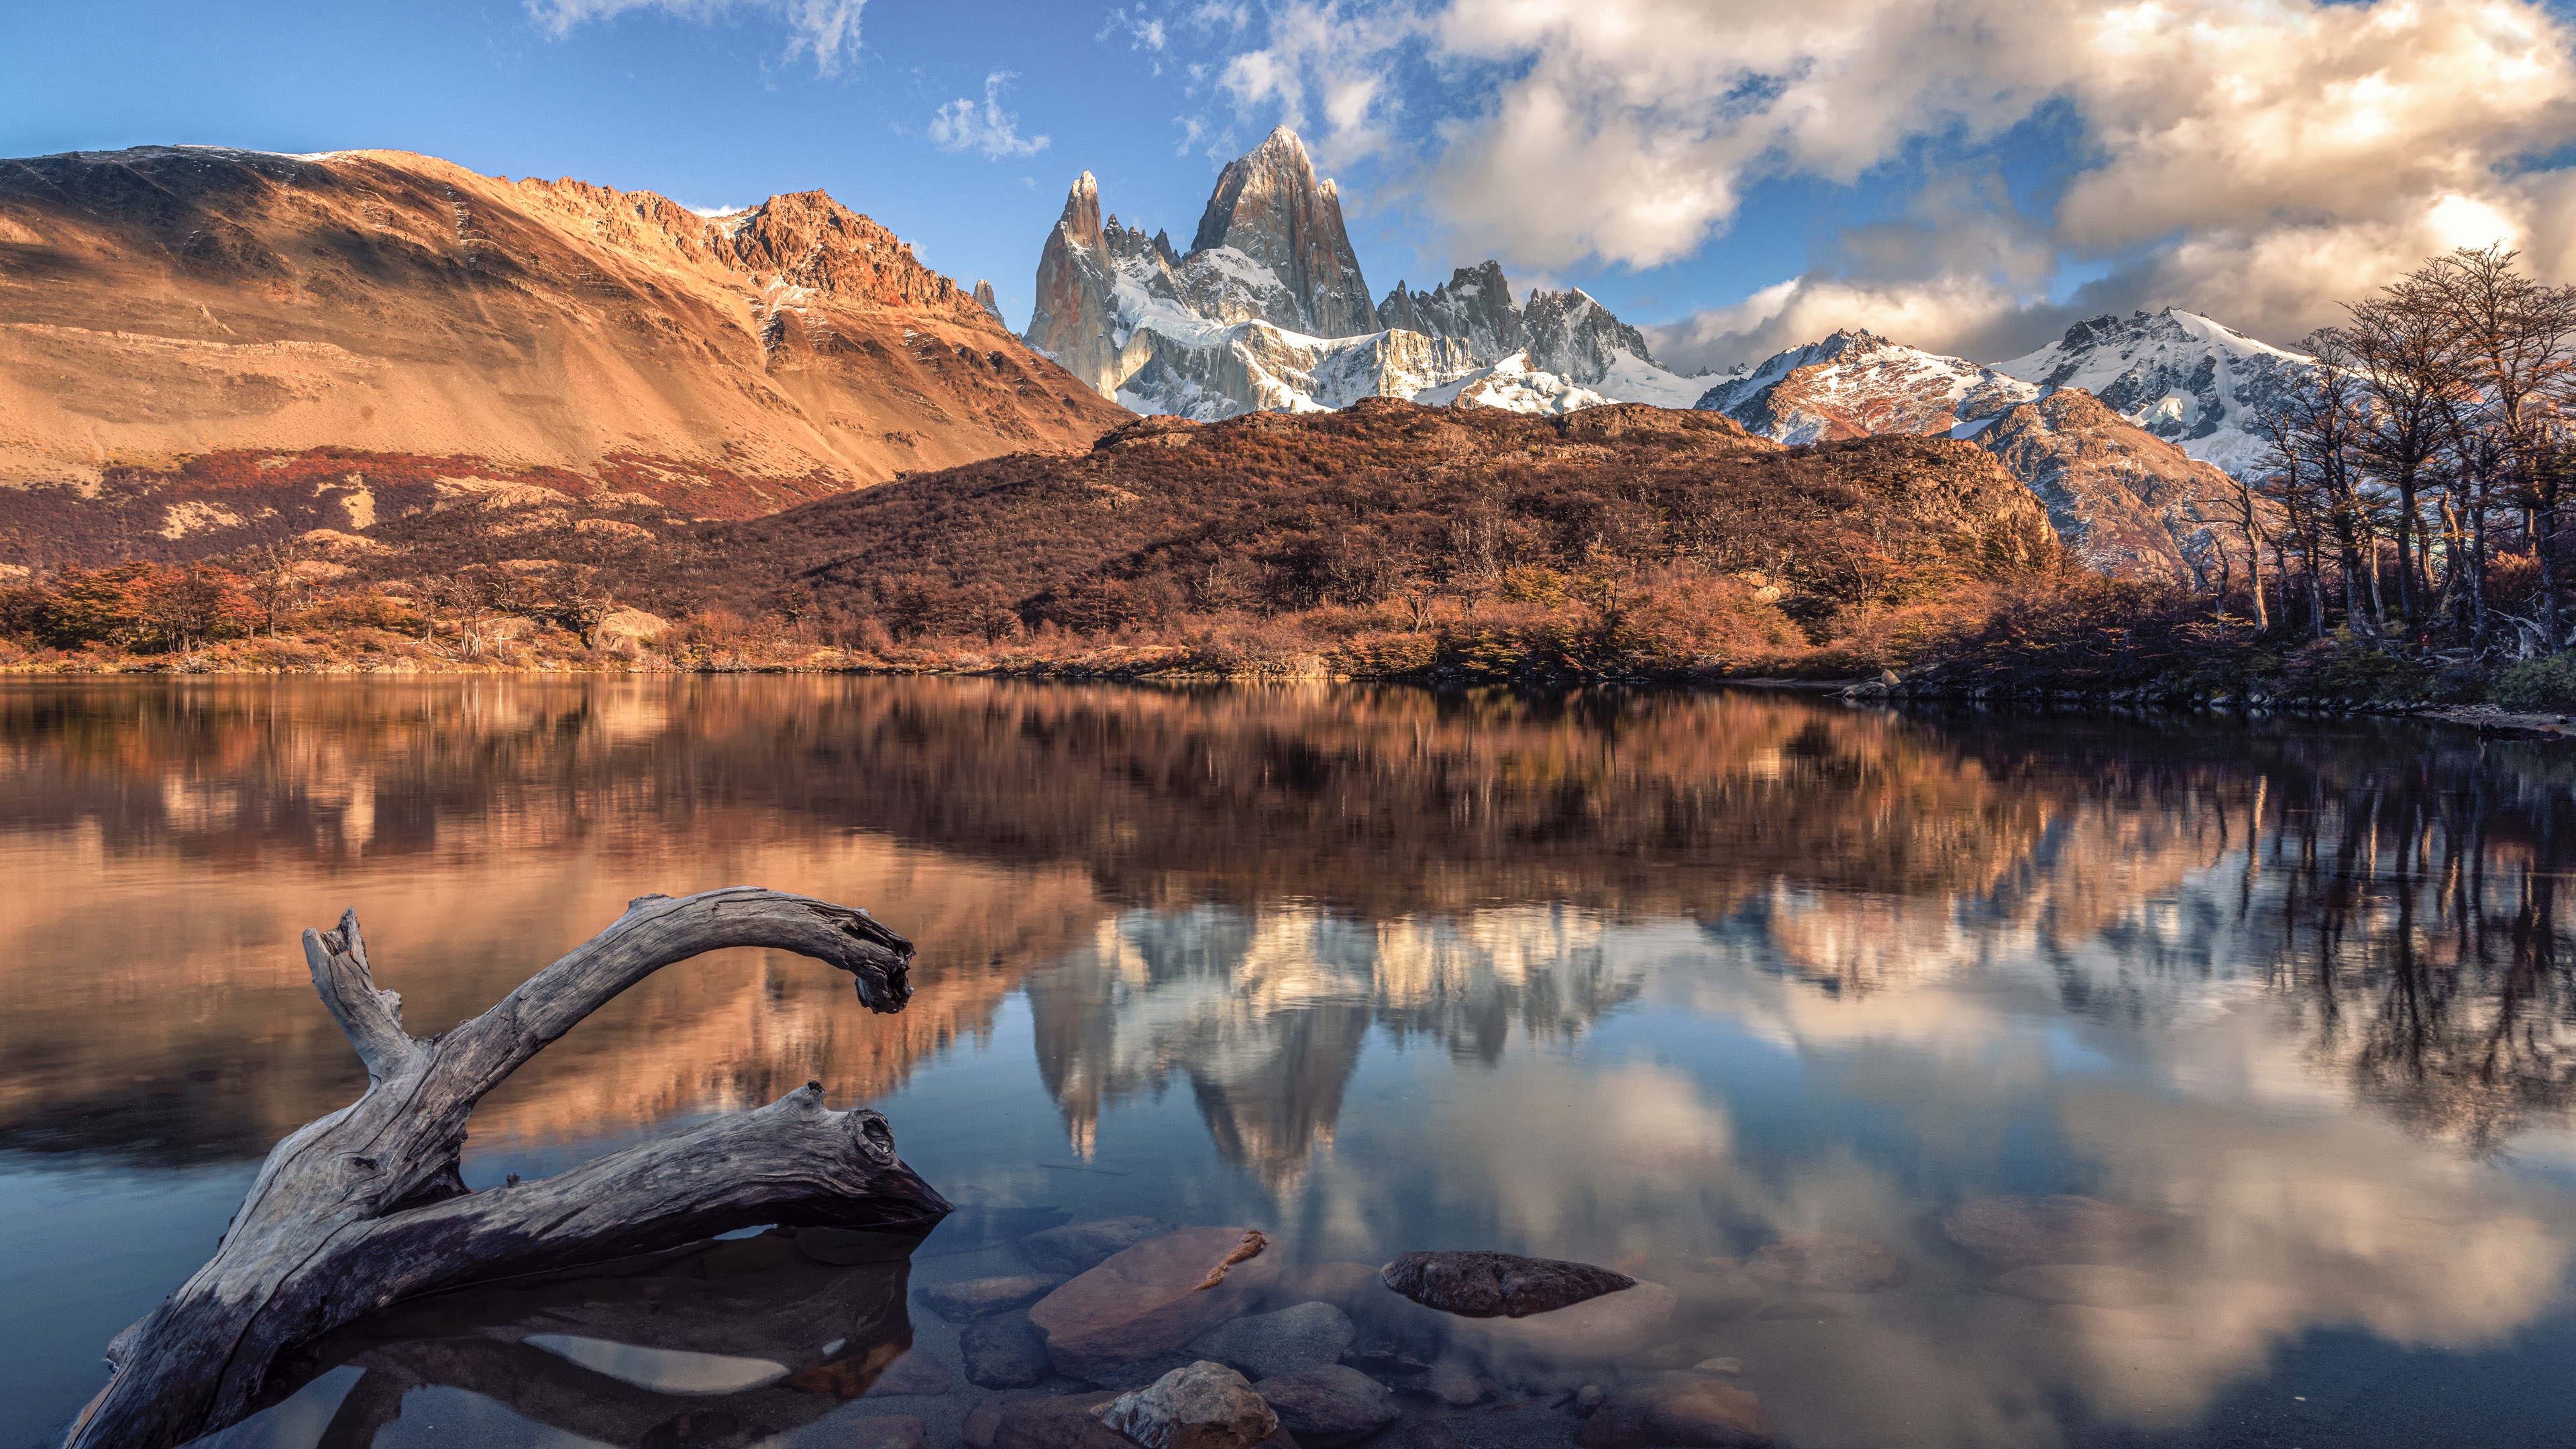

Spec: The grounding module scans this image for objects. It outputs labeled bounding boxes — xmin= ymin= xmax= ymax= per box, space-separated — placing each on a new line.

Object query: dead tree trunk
xmin=66 ymin=887 xmax=952 ymax=1449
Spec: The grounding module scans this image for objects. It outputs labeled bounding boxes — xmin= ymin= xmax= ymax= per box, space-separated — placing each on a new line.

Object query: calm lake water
xmin=6 ymin=678 xmax=2576 ymax=1449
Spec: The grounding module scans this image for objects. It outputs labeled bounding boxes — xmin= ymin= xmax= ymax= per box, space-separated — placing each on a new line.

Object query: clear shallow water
xmin=5 ymin=679 xmax=2576 ymax=1447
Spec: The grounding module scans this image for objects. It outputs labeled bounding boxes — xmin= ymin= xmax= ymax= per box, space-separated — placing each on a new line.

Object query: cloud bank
xmin=928 ymin=71 xmax=1051 ymax=160
xmin=1218 ymin=0 xmax=2576 ymax=368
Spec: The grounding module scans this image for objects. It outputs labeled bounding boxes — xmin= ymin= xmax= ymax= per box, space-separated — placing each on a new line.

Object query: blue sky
xmin=8 ymin=1 xmax=2575 ymax=369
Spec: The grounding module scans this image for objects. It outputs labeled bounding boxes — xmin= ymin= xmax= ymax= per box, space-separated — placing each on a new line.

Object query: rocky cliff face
xmin=0 ymin=145 xmax=1126 ymax=507
xmin=1187 ymin=127 xmax=1377 ymax=337
xmin=1024 ymin=172 xmax=1126 ymax=396
xmin=973 ymin=280 xmax=1003 ymax=323
xmin=1519 ymin=288 xmax=1664 ymax=386
xmin=1375 ymin=261 xmax=1524 ymax=361
xmin=1969 ymin=389 xmax=2229 ymax=586
xmin=1118 ymin=323 xmax=1485 ymax=419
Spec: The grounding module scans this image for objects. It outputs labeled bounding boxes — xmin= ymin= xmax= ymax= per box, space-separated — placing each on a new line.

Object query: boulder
xmin=996 ymin=1391 xmax=1129 ymax=1449
xmin=1189 ymin=1302 xmax=1356 ymax=1379
xmin=1264 ymin=1261 xmax=1385 ymax=1314
xmin=1986 ymin=1265 xmax=2171 ymax=1308
xmin=594 ymin=607 xmax=670 ymax=644
xmin=1743 ymin=1233 xmax=1905 ymax=1293
xmin=1576 ymin=1375 xmax=1772 ymax=1449
xmin=924 ymin=1275 xmax=1071 ymax=1322
xmin=1024 ymin=1216 xmax=1179 ymax=1275
xmin=962 ymin=1315 xmax=1055 ymax=1389
xmin=1095 ymin=1361 xmax=1280 ymax=1449
xmin=1254 ymin=1367 xmax=1399 ymax=1446
xmin=1940 ymin=1195 xmax=2174 ymax=1271
xmin=1030 ymin=1226 xmax=1285 ymax=1377
xmin=965 ymin=1395 xmax=1044 ymax=1449
xmin=1380 ymin=1251 xmax=1634 ymax=1318
xmin=842 ymin=1417 xmax=929 ymax=1449
xmin=1424 ymin=1360 xmax=1493 ymax=1406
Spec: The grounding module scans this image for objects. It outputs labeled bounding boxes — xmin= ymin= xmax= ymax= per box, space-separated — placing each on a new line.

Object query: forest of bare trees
xmin=2247 ymin=246 xmax=2576 ymax=661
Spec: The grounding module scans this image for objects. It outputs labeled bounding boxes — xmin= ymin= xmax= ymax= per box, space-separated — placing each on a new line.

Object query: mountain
xmin=1694 ymin=329 xmax=2238 ymax=579
xmin=0 ymin=144 xmax=1126 ymax=555
xmin=1021 ymin=129 xmax=1701 ymax=420
xmin=1992 ymin=309 xmax=2318 ymax=477
xmin=1974 ymin=390 xmax=2229 ymax=586
xmin=1693 ymin=330 xmax=2039 ymax=442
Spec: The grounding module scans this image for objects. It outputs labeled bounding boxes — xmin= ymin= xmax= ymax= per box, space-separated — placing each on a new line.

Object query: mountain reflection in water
xmin=3 ymin=678 xmax=2576 ymax=1448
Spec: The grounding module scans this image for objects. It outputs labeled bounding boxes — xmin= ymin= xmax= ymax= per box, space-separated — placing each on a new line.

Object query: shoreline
xmin=6 ymin=658 xmax=2572 ymax=738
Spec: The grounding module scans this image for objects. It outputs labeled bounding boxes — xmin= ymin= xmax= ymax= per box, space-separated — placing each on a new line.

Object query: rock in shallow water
xmin=1030 ymin=1226 xmax=1285 ymax=1377
xmin=1380 ymin=1250 xmax=1635 ymax=1318
xmin=842 ymin=1417 xmax=929 ymax=1449
xmin=1743 ymin=1233 xmax=1906 ymax=1293
xmin=996 ymin=1391 xmax=1128 ymax=1449
xmin=1254 ymin=1364 xmax=1399 ymax=1447
xmin=924 ymin=1274 xmax=1071 ymax=1322
xmin=1940 ymin=1195 xmax=2174 ymax=1271
xmin=1188 ymin=1301 xmax=1356 ymax=1379
xmin=1575 ymin=1374 xmax=1772 ymax=1449
xmin=1453 ymin=1282 xmax=1680 ymax=1379
xmin=962 ymin=1314 xmax=1055 ymax=1389
xmin=1095 ymin=1361 xmax=1280 ymax=1449
xmin=1024 ymin=1216 xmax=1179 ymax=1276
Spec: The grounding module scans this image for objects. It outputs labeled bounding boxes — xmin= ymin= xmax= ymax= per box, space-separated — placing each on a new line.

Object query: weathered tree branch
xmin=67 ymin=888 xmax=949 ymax=1449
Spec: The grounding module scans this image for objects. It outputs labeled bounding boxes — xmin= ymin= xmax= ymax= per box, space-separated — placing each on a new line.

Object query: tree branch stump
xmin=66 ymin=888 xmax=953 ymax=1449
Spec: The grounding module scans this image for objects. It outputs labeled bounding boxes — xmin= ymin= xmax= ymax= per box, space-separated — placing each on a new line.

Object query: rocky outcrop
xmin=974 ymin=280 xmax=1004 ymax=323
xmin=1025 ymin=173 xmax=1127 ymax=397
xmin=1969 ymin=388 xmax=2230 ymax=585
xmin=1187 ymin=127 xmax=1376 ymax=337
xmin=1520 ymin=287 xmax=1663 ymax=386
xmin=1375 ymin=261 xmax=1523 ymax=362
xmin=1380 ymin=1250 xmax=1636 ymax=1318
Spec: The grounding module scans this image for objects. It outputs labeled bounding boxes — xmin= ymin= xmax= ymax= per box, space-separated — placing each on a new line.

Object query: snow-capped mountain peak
xmin=1992 ymin=308 xmax=2318 ymax=477
xmin=1695 ymin=330 xmax=2039 ymax=445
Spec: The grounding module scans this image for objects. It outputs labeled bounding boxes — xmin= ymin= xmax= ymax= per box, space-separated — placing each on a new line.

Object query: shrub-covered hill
xmin=664 ymin=397 xmax=2065 ymax=663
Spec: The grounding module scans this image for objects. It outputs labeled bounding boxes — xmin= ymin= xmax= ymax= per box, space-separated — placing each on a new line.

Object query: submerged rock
xmin=1987 ymin=1264 xmax=2172 ymax=1308
xmin=1940 ymin=1195 xmax=2174 ymax=1271
xmin=924 ymin=1275 xmax=1071 ymax=1322
xmin=1024 ymin=1216 xmax=1180 ymax=1276
xmin=962 ymin=1315 xmax=1055 ymax=1389
xmin=1576 ymin=1374 xmax=1772 ymax=1449
xmin=1743 ymin=1233 xmax=1907 ymax=1293
xmin=1095 ymin=1360 xmax=1280 ymax=1449
xmin=996 ymin=1391 xmax=1128 ymax=1449
xmin=1454 ymin=1282 xmax=1680 ymax=1377
xmin=965 ymin=1394 xmax=1046 ymax=1449
xmin=1380 ymin=1250 xmax=1635 ymax=1318
xmin=1423 ymin=1359 xmax=1495 ymax=1406
xmin=1030 ymin=1226 xmax=1285 ymax=1377
xmin=1188 ymin=1301 xmax=1356 ymax=1379
xmin=1255 ymin=1364 xmax=1399 ymax=1446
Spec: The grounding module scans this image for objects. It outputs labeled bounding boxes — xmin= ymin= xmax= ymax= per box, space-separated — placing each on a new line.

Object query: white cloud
xmin=928 ymin=71 xmax=1051 ymax=160
xmin=1100 ymin=5 xmax=1169 ymax=50
xmin=525 ymin=0 xmax=865 ymax=76
xmin=1218 ymin=0 xmax=2576 ymax=364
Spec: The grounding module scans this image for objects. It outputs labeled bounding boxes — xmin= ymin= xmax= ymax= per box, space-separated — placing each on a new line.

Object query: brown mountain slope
xmin=1972 ymin=390 xmax=2227 ymax=587
xmin=536 ymin=398 xmax=2061 ymax=640
xmin=0 ymin=145 xmax=1127 ymax=552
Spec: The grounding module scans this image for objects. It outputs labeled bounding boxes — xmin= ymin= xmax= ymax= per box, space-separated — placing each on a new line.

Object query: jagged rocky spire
xmin=1186 ymin=127 xmax=1376 ymax=337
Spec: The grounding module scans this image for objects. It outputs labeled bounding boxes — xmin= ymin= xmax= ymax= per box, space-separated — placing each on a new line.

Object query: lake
xmin=4 ymin=678 xmax=2575 ymax=1449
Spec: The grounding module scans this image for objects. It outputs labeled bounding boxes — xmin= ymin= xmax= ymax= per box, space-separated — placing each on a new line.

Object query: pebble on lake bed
xmin=1576 ymin=1374 xmax=1773 ymax=1449
xmin=1023 ymin=1216 xmax=1179 ymax=1276
xmin=1380 ymin=1250 xmax=1636 ymax=1318
xmin=1094 ymin=1360 xmax=1280 ymax=1449
xmin=1187 ymin=1300 xmax=1356 ymax=1378
xmin=922 ymin=1274 xmax=1070 ymax=1322
xmin=1254 ymin=1363 xmax=1401 ymax=1446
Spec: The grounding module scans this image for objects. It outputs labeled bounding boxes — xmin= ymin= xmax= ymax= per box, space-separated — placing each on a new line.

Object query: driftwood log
xmin=66 ymin=887 xmax=953 ymax=1449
